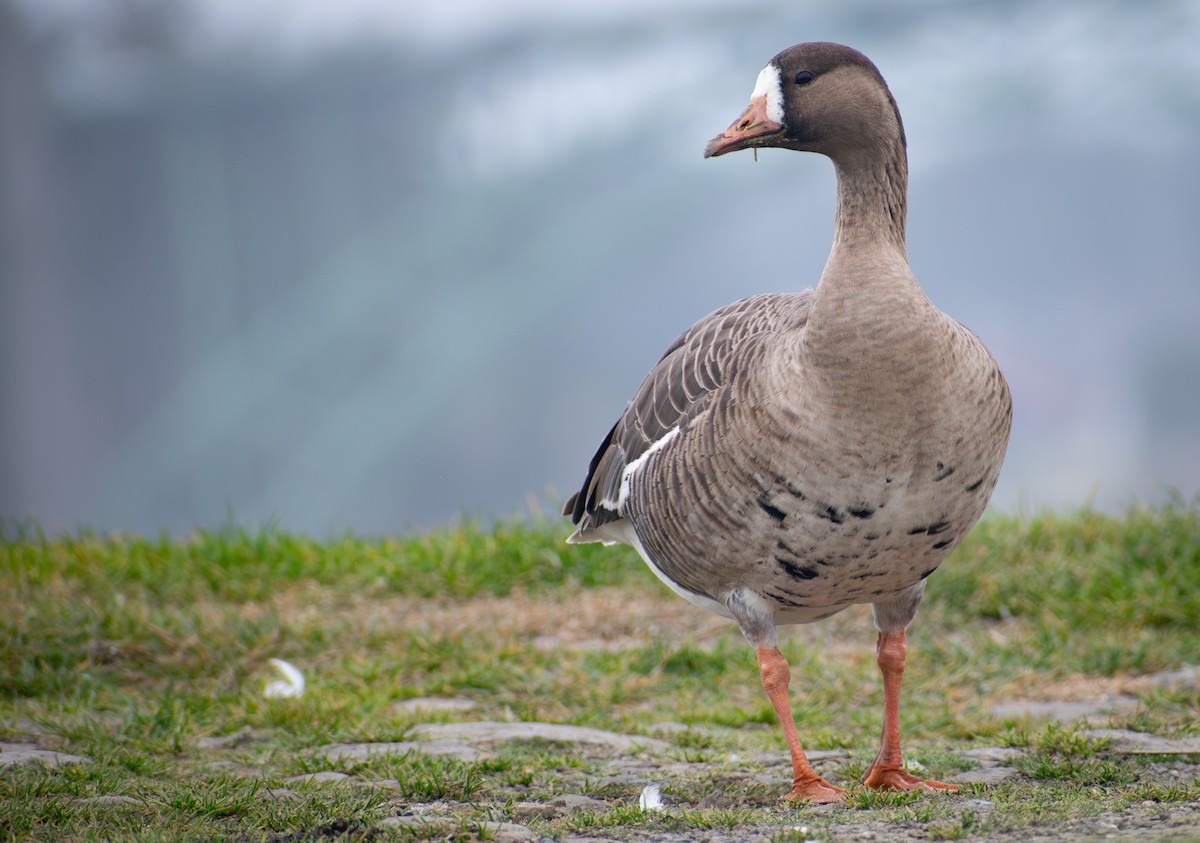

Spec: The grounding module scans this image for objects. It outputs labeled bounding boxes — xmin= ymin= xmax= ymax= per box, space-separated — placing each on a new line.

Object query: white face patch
xmin=750 ymin=63 xmax=785 ymax=124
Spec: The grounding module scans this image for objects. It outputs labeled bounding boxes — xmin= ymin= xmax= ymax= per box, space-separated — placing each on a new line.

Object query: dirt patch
xmin=392 ymin=588 xmax=734 ymax=648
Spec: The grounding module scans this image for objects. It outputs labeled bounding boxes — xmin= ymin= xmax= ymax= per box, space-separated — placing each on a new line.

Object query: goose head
xmin=704 ymin=42 xmax=905 ymax=161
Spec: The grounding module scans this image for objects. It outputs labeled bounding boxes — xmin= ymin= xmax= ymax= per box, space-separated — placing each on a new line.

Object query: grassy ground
xmin=2 ymin=499 xmax=1199 ymax=841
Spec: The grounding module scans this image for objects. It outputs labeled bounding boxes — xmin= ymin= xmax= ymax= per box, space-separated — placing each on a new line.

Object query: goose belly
xmin=625 ymin=428 xmax=1004 ymax=620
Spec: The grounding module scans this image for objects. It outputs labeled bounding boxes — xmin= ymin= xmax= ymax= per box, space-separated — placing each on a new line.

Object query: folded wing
xmin=563 ymin=291 xmax=814 ymax=541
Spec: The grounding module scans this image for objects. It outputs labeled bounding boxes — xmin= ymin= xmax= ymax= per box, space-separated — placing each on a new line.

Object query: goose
xmin=562 ymin=42 xmax=1011 ymax=803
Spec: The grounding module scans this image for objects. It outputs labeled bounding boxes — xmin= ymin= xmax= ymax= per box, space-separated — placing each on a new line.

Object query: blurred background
xmin=1 ymin=0 xmax=1197 ymax=536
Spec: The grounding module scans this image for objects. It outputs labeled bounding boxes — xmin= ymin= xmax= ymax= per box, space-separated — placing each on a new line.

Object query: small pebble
xmin=391 ymin=696 xmax=477 ymax=714
xmin=287 ymin=771 xmax=351 ymax=785
xmin=260 ymin=787 xmax=299 ymax=801
xmin=364 ymin=778 xmax=403 ymax=791
xmin=511 ymin=801 xmax=558 ymax=821
xmin=962 ymin=799 xmax=995 ymax=810
xmin=546 ymin=793 xmax=609 ymax=812
xmin=195 ymin=729 xmax=254 ymax=749
xmin=378 ymin=816 xmax=454 ymax=832
xmin=479 ymin=821 xmax=539 ymax=842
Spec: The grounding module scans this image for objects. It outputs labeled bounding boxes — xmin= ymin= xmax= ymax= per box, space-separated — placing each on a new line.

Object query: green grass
xmin=2 ymin=498 xmax=1200 ymax=841
xmin=931 ymin=495 xmax=1200 ymax=676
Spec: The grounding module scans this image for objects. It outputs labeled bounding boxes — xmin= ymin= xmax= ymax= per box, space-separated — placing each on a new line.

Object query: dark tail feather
xmin=562 ymin=492 xmax=580 ymax=519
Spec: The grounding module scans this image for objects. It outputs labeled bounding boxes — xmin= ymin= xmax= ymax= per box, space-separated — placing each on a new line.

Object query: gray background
xmin=2 ymin=0 xmax=1197 ymax=535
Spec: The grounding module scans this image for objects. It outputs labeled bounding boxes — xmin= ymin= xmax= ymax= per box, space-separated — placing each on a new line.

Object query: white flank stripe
xmin=616 ymin=426 xmax=680 ymax=509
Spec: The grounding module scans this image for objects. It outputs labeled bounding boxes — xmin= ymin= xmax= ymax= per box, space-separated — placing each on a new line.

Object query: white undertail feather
xmin=568 ymin=514 xmax=731 ymax=621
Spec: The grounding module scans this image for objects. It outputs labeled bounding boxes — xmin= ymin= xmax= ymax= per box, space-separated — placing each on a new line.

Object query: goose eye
xmin=794 ymin=70 xmax=814 ymax=85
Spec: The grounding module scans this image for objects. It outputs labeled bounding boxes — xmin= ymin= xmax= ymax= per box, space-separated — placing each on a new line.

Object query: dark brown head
xmin=704 ymin=42 xmax=906 ymax=160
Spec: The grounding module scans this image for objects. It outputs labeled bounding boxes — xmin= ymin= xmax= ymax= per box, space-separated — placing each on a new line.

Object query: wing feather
xmin=564 ymin=292 xmax=814 ymax=539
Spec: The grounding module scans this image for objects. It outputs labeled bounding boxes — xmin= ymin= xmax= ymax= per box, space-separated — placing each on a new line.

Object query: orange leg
xmin=862 ymin=630 xmax=957 ymax=793
xmin=756 ymin=646 xmax=847 ymax=804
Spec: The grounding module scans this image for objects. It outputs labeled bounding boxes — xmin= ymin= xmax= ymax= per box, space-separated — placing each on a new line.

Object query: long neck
xmin=830 ymin=138 xmax=908 ymax=258
xmin=797 ymin=131 xmax=934 ymax=396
